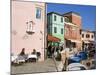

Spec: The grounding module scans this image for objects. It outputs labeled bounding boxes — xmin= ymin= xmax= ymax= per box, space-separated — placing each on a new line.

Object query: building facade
xmin=12 ymin=1 xmax=46 ymax=61
xmin=64 ymin=12 xmax=82 ymax=50
xmin=47 ymin=12 xmax=64 ymax=46
xmin=81 ymin=29 xmax=95 ymax=48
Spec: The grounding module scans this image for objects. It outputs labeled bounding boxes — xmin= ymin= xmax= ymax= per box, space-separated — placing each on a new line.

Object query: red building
xmin=63 ymin=12 xmax=82 ymax=50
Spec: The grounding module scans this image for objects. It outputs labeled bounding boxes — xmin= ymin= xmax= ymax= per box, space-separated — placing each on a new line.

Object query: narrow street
xmin=11 ymin=57 xmax=96 ymax=74
xmin=11 ymin=58 xmax=61 ymax=74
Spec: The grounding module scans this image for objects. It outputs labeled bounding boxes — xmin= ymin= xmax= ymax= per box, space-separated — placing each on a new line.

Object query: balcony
xmin=26 ymin=30 xmax=35 ymax=35
xmin=65 ymin=34 xmax=79 ymax=40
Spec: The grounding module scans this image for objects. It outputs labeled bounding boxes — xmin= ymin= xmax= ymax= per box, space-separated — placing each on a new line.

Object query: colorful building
xmin=63 ymin=12 xmax=82 ymax=50
xmin=81 ymin=29 xmax=95 ymax=48
xmin=47 ymin=12 xmax=64 ymax=46
xmin=11 ymin=1 xmax=46 ymax=61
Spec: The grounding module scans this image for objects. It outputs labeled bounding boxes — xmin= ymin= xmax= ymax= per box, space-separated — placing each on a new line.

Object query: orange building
xmin=63 ymin=12 xmax=82 ymax=50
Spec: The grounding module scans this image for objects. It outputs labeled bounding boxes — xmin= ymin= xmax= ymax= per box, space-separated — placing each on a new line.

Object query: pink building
xmin=11 ymin=1 xmax=46 ymax=61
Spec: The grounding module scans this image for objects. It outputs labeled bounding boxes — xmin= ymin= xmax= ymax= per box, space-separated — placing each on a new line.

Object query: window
xmin=47 ymin=26 xmax=51 ymax=34
xmin=54 ymin=15 xmax=56 ymax=21
xmin=36 ymin=8 xmax=41 ymax=19
xmin=91 ymin=35 xmax=94 ymax=38
xmin=82 ymin=34 xmax=84 ymax=38
xmin=26 ymin=21 xmax=35 ymax=35
xmin=86 ymin=34 xmax=90 ymax=38
xmin=61 ymin=17 xmax=63 ymax=22
xmin=72 ymin=42 xmax=76 ymax=48
xmin=61 ymin=28 xmax=63 ymax=34
xmin=65 ymin=18 xmax=69 ymax=22
xmin=80 ymin=29 xmax=82 ymax=34
xmin=72 ymin=27 xmax=76 ymax=31
xmin=54 ymin=27 xmax=57 ymax=33
xmin=65 ymin=29 xmax=68 ymax=34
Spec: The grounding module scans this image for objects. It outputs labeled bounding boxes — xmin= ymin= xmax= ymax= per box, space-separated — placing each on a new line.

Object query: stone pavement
xmin=11 ymin=58 xmax=95 ymax=74
xmin=11 ymin=58 xmax=61 ymax=74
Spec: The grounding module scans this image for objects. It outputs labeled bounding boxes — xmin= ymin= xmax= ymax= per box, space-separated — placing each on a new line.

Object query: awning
xmin=86 ymin=40 xmax=95 ymax=44
xmin=48 ymin=34 xmax=61 ymax=42
xmin=70 ymin=39 xmax=81 ymax=43
xmin=66 ymin=39 xmax=81 ymax=43
xmin=83 ymin=41 xmax=90 ymax=43
xmin=89 ymin=40 xmax=95 ymax=43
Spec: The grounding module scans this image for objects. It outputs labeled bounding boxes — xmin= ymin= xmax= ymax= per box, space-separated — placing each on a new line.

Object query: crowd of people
xmin=83 ymin=43 xmax=96 ymax=59
xmin=47 ymin=45 xmax=63 ymax=59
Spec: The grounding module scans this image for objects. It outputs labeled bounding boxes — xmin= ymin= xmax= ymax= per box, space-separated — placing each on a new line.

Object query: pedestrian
xmin=54 ymin=46 xmax=58 ymax=58
xmin=51 ymin=46 xmax=55 ymax=57
xmin=60 ymin=46 xmax=63 ymax=52
xmin=60 ymin=47 xmax=69 ymax=71
xmin=48 ymin=45 xmax=52 ymax=57
xmin=73 ymin=47 xmax=78 ymax=55
xmin=85 ymin=45 xmax=88 ymax=51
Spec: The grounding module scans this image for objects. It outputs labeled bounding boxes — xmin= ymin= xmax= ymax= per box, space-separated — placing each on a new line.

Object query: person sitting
xmin=28 ymin=49 xmax=37 ymax=62
xmin=31 ymin=49 xmax=37 ymax=55
xmin=19 ymin=48 xmax=25 ymax=56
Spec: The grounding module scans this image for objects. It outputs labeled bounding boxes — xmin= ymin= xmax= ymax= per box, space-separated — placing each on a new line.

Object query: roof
xmin=47 ymin=12 xmax=64 ymax=17
xmin=48 ymin=34 xmax=61 ymax=42
xmin=47 ymin=11 xmax=81 ymax=18
xmin=63 ymin=11 xmax=81 ymax=17
xmin=81 ymin=29 xmax=95 ymax=33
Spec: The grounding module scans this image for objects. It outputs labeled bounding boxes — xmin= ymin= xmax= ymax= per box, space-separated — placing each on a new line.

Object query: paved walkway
xmin=11 ymin=58 xmax=61 ymax=74
xmin=11 ymin=58 xmax=95 ymax=74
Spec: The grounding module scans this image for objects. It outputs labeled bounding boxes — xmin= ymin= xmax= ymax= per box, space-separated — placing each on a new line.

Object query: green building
xmin=47 ymin=12 xmax=64 ymax=46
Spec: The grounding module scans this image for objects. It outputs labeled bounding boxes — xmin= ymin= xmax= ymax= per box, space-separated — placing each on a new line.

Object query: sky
xmin=47 ymin=3 xmax=96 ymax=31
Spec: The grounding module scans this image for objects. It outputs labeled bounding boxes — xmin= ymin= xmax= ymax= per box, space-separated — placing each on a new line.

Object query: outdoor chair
xmin=27 ymin=54 xmax=38 ymax=62
xmin=36 ymin=52 xmax=41 ymax=59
